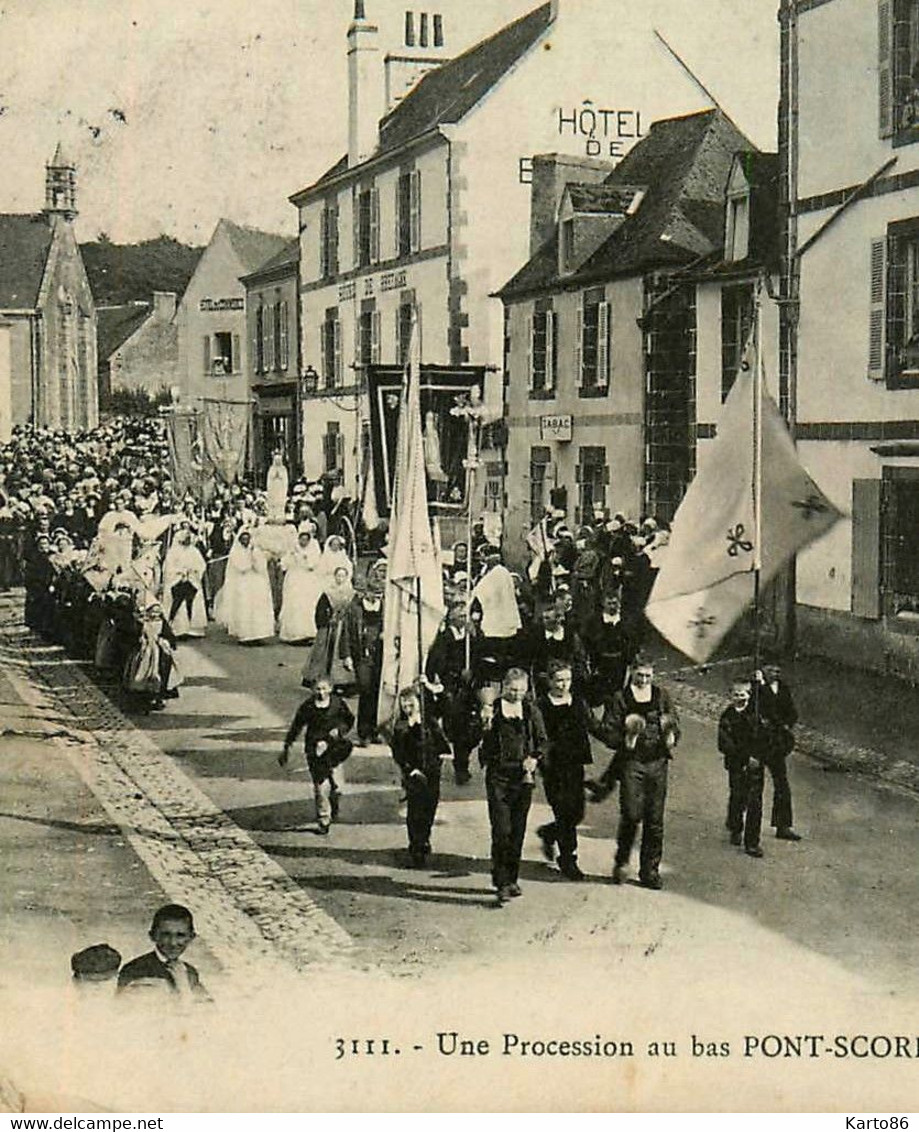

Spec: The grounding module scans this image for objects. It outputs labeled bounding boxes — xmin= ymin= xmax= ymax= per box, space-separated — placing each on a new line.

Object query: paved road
xmin=3 ymin=597 xmax=919 ymax=1110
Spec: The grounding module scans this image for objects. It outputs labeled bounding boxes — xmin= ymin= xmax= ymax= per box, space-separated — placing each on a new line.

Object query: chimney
xmin=153 ymin=291 xmax=177 ymax=322
xmin=384 ymin=10 xmax=450 ymax=112
xmin=348 ymin=0 xmax=384 ymax=168
xmin=529 ymin=153 xmax=613 ymax=255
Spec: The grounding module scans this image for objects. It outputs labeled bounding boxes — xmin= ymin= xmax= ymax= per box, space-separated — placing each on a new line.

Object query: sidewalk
xmin=648 ymin=638 xmax=919 ymax=796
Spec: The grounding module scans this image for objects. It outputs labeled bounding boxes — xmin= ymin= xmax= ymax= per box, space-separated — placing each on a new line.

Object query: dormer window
xmin=726 ymin=190 xmax=750 ymax=262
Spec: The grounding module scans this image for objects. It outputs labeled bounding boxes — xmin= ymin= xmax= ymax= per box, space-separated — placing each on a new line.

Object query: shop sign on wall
xmin=540 ymin=414 xmax=573 ymax=442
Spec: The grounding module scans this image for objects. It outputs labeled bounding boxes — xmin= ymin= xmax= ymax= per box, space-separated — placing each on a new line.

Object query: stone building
xmin=0 ymin=144 xmax=97 ymax=435
xmin=97 ymin=291 xmax=179 ymax=407
xmin=778 ymin=0 xmax=919 ymax=678
xmin=290 ymin=0 xmax=720 ymax=510
xmin=498 ymin=110 xmax=778 ymax=561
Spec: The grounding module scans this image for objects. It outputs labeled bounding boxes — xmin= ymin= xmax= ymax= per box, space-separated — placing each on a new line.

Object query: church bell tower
xmin=44 ymin=142 xmax=78 ymax=221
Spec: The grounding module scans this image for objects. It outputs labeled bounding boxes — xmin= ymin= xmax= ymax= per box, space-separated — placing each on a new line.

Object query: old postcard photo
xmin=0 ymin=0 xmax=917 ymax=1114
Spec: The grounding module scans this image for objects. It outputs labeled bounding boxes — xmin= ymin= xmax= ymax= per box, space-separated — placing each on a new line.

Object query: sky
xmin=0 ymin=0 xmax=780 ymax=246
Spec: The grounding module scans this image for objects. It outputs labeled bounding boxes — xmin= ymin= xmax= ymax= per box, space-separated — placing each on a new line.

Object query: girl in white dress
xmin=216 ymin=529 xmax=275 ymax=643
xmin=278 ymin=525 xmax=323 ymax=643
xmin=319 ymin=534 xmax=353 ymax=581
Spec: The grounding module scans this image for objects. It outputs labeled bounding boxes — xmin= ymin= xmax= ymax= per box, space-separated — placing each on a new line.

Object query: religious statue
xmin=265 ymin=451 xmax=289 ymax=523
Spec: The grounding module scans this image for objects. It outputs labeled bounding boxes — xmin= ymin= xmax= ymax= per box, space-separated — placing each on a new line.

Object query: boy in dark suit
xmin=117 ymin=904 xmax=208 ymax=999
xmin=718 ymin=679 xmax=766 ymax=857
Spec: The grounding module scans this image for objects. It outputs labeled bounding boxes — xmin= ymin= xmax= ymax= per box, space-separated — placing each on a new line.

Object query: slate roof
xmin=240 ymin=238 xmax=300 ymax=284
xmin=97 ymin=302 xmax=151 ymax=362
xmin=498 ymin=109 xmax=758 ymax=299
xmin=293 ymin=2 xmax=553 ymax=198
xmin=222 ymin=220 xmax=291 ymax=275
xmin=0 ymin=214 xmax=54 ymax=308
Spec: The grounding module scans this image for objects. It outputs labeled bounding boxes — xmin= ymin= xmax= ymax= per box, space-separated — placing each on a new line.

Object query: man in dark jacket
xmin=535 ymin=660 xmax=608 ymax=881
xmin=390 ymin=684 xmax=452 ymax=867
xmin=755 ymin=660 xmax=801 ymax=841
xmin=425 ymin=603 xmax=477 ymax=785
xmin=470 ymin=668 xmax=548 ymax=905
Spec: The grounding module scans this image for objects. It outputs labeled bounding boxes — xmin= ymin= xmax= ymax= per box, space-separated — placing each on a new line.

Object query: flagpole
xmin=752 ymin=277 xmax=765 ymax=696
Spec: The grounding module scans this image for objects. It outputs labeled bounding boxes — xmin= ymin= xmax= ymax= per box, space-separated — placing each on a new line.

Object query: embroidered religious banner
xmin=200 ymin=398 xmax=250 ymax=486
xmin=165 ymin=409 xmax=200 ymax=499
xmin=366 ymin=364 xmax=488 ymax=517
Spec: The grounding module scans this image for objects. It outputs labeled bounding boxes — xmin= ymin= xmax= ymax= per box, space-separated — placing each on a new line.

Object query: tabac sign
xmin=367 ymin=364 xmax=488 ymax=517
xmin=539 ymin=414 xmax=572 ymax=442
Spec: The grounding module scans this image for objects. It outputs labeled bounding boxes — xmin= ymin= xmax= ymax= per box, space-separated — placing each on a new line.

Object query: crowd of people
xmin=2 ymin=415 xmax=800 ymax=909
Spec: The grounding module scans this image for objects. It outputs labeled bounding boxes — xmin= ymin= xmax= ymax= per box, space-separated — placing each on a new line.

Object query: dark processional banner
xmin=366 ymin=364 xmax=487 ymax=519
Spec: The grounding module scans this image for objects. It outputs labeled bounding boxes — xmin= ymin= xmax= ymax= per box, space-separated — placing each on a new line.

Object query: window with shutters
xmin=210 ymin=331 xmax=237 ymax=376
xmin=322 ymin=308 xmax=342 ymax=388
xmin=880 ymin=0 xmax=919 ymax=140
xmin=721 ymin=283 xmax=755 ymax=401
xmin=877 ymin=217 xmax=919 ymax=387
xmin=529 ymin=446 xmax=551 ymax=525
xmin=530 ymin=301 xmax=557 ymax=397
xmin=320 ymin=201 xmax=339 ymax=278
xmin=358 ymin=302 xmax=380 ymax=368
xmin=323 ymin=420 xmax=344 ymax=476
xmin=578 ymin=288 xmax=611 ymax=395
xmin=356 ymin=184 xmax=380 ymax=268
xmin=397 ymin=171 xmax=413 ymax=257
xmin=575 ymin=445 xmax=608 ymax=524
xmin=396 ymin=298 xmax=414 ymax=365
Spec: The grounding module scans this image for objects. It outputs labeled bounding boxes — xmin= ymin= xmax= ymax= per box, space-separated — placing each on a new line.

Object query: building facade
xmin=0 ymin=145 xmax=97 ymax=433
xmin=241 ymin=240 xmax=301 ymax=481
xmin=498 ymin=111 xmax=778 ymax=564
xmin=175 ymin=218 xmax=289 ymax=409
xmin=780 ymin=0 xmax=919 ymax=678
xmin=98 ymin=291 xmax=179 ymax=407
xmin=290 ymin=0 xmax=725 ymax=514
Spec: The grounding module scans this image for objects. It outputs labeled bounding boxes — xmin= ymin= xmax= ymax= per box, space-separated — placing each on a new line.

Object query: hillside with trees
xmin=81 ymin=234 xmax=203 ymax=305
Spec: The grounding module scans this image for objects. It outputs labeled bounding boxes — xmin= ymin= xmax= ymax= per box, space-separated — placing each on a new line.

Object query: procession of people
xmin=1 ymin=413 xmax=800 ymax=908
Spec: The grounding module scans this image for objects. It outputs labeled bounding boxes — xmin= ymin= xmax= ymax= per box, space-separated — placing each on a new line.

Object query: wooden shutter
xmin=852 ymin=478 xmax=882 ymax=618
xmin=868 ymin=236 xmax=887 ymax=380
xmin=253 ymin=309 xmax=262 ymax=373
xmin=335 ymin=430 xmax=345 ymax=473
xmin=527 ymin=310 xmax=536 ymax=391
xmin=280 ymin=302 xmax=289 ymax=370
xmin=597 ymin=300 xmax=611 ymax=387
xmin=546 ymin=310 xmax=557 ymax=392
xmin=232 ymin=333 xmax=241 ymax=374
xmin=394 ymin=180 xmax=402 ymax=258
xmin=352 ymin=187 xmax=360 ymax=268
xmin=334 ymin=318 xmax=342 ymax=386
xmin=203 ymin=335 xmax=211 ymax=374
xmin=371 ymin=310 xmax=381 ymax=364
xmin=330 ymin=205 xmax=339 ymax=274
xmin=575 ymin=304 xmax=583 ymax=388
xmin=370 ymin=187 xmax=380 ymax=264
xmin=320 ymin=208 xmax=328 ymax=277
xmin=879 ymin=0 xmax=895 ymax=138
xmin=410 ymin=169 xmax=421 ymax=252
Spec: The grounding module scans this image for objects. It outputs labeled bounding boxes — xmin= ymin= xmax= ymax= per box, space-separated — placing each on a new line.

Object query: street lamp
xmin=301 ymin=365 xmax=319 ymax=395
